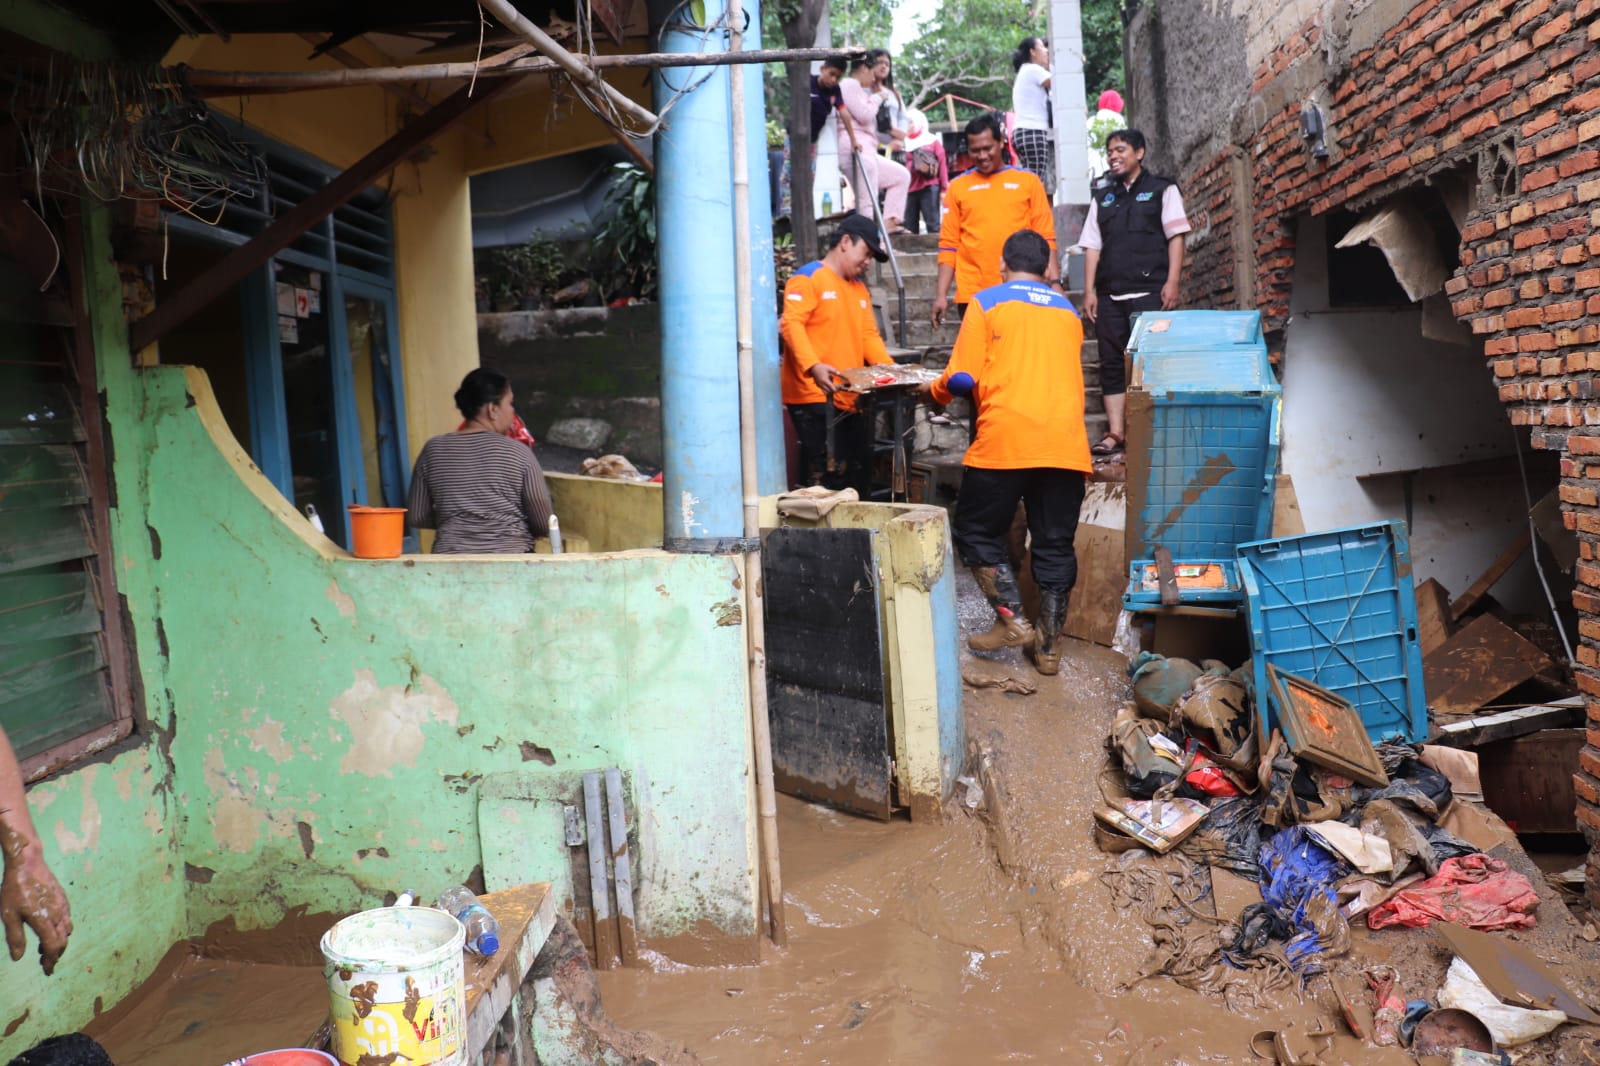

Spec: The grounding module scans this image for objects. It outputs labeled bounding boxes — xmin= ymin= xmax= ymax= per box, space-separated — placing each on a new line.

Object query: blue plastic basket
xmin=1237 ymin=522 xmax=1427 ymax=745
xmin=1124 ymin=311 xmax=1281 ymax=607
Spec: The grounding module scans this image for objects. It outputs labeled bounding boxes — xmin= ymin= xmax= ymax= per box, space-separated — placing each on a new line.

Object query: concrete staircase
xmin=869 ymin=232 xmax=1111 ymax=475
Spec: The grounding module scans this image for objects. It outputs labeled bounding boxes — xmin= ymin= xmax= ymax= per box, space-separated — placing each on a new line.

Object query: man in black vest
xmin=1079 ymin=128 xmax=1191 ymax=455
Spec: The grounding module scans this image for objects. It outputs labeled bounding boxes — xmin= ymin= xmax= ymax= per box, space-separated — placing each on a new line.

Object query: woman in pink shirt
xmin=902 ymin=110 xmax=948 ymax=235
xmin=837 ymin=54 xmax=909 ymax=233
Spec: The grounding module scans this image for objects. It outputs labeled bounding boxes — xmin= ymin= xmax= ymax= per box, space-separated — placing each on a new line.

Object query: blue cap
xmin=475 ymin=933 xmax=500 ymax=956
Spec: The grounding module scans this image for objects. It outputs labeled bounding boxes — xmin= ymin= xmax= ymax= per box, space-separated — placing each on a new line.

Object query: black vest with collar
xmin=1095 ymin=168 xmax=1176 ymax=294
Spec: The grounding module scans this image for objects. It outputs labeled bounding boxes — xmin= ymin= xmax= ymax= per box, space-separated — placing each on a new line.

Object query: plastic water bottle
xmin=822 ymin=192 xmax=833 ymax=215
xmin=437 ymin=885 xmax=500 ymax=957
xmin=547 ymin=514 xmax=563 ymax=554
xmin=304 ymin=504 xmax=324 ymax=534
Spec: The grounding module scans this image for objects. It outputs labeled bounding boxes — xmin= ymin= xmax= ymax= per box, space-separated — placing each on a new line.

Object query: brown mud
xmin=597 ymin=632 xmax=1600 ymax=1064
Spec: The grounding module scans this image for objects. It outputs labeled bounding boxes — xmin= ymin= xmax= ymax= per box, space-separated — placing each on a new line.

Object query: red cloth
xmin=1366 ymin=854 xmax=1539 ymax=931
xmin=456 ymin=413 xmax=536 ymax=448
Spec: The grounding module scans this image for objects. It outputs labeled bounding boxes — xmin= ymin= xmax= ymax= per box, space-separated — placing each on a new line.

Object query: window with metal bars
xmin=0 ymin=251 xmax=133 ymax=782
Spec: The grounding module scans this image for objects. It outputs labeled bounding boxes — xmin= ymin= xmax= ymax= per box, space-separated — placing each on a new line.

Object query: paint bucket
xmin=223 ymin=1052 xmax=338 ymax=1066
xmin=347 ymin=506 xmax=406 ymax=559
xmin=320 ymin=906 xmax=466 ymax=1066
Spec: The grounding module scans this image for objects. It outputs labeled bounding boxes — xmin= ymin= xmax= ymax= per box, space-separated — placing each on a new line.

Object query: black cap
xmin=836 ymin=214 xmax=889 ymax=262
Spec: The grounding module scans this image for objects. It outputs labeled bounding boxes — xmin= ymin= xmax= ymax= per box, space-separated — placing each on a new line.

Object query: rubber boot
xmin=968 ymin=564 xmax=1034 ymax=651
xmin=1029 ymin=587 xmax=1070 ymax=676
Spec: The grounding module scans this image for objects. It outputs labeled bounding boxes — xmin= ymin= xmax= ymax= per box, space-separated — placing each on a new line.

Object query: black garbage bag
xmin=1390 ymin=757 xmax=1454 ymax=811
xmin=1180 ymin=796 xmax=1265 ymax=879
xmin=1416 ymin=821 xmax=1482 ymax=863
xmin=1222 ymin=901 xmax=1295 ymax=965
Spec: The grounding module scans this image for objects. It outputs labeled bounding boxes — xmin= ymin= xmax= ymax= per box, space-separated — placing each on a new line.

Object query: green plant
xmin=591 ymin=162 xmax=658 ymax=301
xmin=481 ymin=236 xmax=567 ymax=307
xmin=766 ymin=119 xmax=787 ymax=150
xmin=773 ymin=232 xmax=797 ymax=295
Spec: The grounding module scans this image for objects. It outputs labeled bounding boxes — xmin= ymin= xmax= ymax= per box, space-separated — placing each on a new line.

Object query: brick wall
xmin=1161 ymin=0 xmax=1600 ymax=905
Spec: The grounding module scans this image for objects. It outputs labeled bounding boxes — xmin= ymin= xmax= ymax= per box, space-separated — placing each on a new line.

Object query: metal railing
xmin=836 ymin=105 xmax=908 ymax=347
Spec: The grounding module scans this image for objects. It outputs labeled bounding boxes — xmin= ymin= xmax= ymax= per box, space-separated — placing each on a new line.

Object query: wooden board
xmin=1271 ymin=473 xmax=1305 ymax=537
xmin=1066 ymin=482 xmax=1127 ymax=647
xmin=1477 ymin=728 xmax=1585 ymax=833
xmin=1423 ymin=613 xmax=1557 ymax=717
xmin=1448 ymin=528 xmax=1532 ymax=622
xmin=1413 ymin=577 xmax=1453 ymax=657
xmin=1428 ymin=696 xmax=1585 ymax=747
xmin=763 ymin=527 xmax=894 ymax=820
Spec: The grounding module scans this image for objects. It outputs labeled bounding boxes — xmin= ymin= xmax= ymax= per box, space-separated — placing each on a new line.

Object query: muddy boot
xmin=1029 ymin=587 xmax=1070 ymax=675
xmin=968 ymin=564 xmax=1035 ymax=651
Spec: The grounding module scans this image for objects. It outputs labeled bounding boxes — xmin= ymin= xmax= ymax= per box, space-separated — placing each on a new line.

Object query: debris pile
xmin=1093 ymin=650 xmax=1596 ymax=1062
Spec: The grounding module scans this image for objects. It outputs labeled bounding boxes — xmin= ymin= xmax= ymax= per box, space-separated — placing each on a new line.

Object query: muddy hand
xmin=2 ymin=847 xmax=72 ymax=974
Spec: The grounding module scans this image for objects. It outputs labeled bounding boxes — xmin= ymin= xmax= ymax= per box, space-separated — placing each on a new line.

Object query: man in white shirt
xmin=1079 ymin=128 xmax=1191 ymax=455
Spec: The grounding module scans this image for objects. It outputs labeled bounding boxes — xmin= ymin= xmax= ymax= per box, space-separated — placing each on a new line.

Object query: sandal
xmin=1090 ymin=431 xmax=1125 ymax=456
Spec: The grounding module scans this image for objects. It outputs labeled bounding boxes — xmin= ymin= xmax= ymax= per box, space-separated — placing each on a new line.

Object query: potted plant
xmin=591 ymin=163 xmax=658 ymax=302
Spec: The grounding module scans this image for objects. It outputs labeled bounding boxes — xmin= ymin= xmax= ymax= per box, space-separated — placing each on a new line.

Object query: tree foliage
xmin=1081 ymin=0 xmax=1126 ymax=101
xmin=896 ymin=0 xmax=1044 ymax=111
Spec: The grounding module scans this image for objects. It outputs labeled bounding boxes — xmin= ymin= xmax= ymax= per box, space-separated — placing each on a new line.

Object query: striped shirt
xmin=407 ymin=432 xmax=553 ymax=554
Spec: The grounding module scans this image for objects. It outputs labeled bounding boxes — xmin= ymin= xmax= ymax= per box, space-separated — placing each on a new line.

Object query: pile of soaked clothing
xmin=1097 ymin=653 xmax=1539 ymax=1005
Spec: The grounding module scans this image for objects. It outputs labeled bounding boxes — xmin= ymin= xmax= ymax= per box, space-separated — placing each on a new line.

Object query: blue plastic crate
xmin=1237 ymin=522 xmax=1427 ymax=745
xmin=1122 ymin=559 xmax=1243 ymax=612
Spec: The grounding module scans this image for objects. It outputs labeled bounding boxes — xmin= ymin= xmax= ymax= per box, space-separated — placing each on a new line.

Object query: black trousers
xmin=953 ymin=466 xmax=1085 ymax=592
xmin=1093 ymin=291 xmax=1163 ymax=397
xmin=905 ymin=186 xmax=941 ymax=234
xmin=787 ymin=402 xmax=873 ymax=495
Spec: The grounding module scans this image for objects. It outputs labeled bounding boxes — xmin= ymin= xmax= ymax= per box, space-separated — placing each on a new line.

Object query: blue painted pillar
xmin=656 ymin=1 xmax=742 ymax=547
xmin=738 ymin=0 xmax=787 ymax=495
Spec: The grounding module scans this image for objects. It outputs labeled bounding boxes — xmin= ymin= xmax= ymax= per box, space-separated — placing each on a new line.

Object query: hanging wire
xmin=7 ymin=59 xmax=265 ymax=219
xmin=1511 ymin=423 xmax=1575 ymax=665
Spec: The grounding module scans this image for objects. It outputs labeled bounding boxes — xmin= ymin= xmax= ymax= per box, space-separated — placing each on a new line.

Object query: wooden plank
xmin=1271 ymin=473 xmax=1305 ymax=537
xmin=1413 ymin=577 xmax=1454 ymax=657
xmin=1477 ymin=728 xmax=1585 ymax=833
xmin=1448 ymin=528 xmax=1532 ymax=622
xmin=1429 ymin=696 xmax=1585 ymax=747
xmin=1423 ymin=613 xmax=1556 ymax=717
xmin=1065 ymin=482 xmax=1126 ymax=647
xmin=581 ymin=771 xmax=618 ymax=970
xmin=602 ymin=767 xmax=640 ymax=968
xmin=128 ymin=75 xmax=518 ymax=354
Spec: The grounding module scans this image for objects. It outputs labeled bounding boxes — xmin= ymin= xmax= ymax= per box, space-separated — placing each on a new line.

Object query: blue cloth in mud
xmin=1258 ymin=826 xmax=1353 ymax=976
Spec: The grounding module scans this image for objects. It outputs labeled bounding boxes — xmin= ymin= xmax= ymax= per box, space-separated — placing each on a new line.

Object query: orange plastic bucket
xmin=347 ymin=506 xmax=406 ymax=559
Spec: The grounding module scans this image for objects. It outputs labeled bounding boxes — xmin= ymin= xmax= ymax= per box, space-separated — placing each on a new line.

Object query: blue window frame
xmin=169 ymin=130 xmax=410 ymax=550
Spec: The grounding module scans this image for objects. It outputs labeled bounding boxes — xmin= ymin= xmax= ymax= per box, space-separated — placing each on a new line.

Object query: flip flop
xmin=1090 ymin=431 xmax=1124 ymax=456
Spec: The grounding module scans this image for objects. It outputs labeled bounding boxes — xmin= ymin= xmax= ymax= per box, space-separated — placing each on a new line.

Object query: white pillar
xmin=1048 ymin=0 xmax=1091 ymax=242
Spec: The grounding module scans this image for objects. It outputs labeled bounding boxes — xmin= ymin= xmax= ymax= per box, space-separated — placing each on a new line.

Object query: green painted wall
xmin=3 ymin=200 xmax=759 ymax=1055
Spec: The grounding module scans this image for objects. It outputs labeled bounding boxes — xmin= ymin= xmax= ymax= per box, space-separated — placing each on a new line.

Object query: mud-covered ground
xmin=597 ymin=578 xmax=1600 ymax=1065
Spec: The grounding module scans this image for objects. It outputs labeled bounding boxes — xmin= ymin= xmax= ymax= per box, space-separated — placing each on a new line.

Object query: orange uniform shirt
xmin=937 ymin=166 xmax=1056 ymax=303
xmin=779 ymin=261 xmax=892 ymax=411
xmin=929 ymin=279 xmax=1090 ymax=472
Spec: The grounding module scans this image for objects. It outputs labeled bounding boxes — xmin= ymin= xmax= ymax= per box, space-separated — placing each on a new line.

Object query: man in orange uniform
xmin=931 ymin=112 xmax=1057 ymax=328
xmin=920 ymin=230 xmax=1090 ymax=675
xmin=780 ymin=215 xmax=894 ymax=493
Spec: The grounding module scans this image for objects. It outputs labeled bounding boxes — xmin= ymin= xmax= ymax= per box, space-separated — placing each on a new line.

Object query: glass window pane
xmin=273 ymin=263 xmax=344 ymax=534
xmin=346 ymin=294 xmax=402 ymax=508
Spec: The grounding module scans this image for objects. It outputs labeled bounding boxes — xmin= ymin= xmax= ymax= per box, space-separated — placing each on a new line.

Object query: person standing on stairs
xmin=1079 ymin=128 xmax=1191 ymax=455
xmin=931 ymin=112 xmax=1057 ymax=329
xmin=780 ymin=215 xmax=894 ymax=494
xmin=837 ymin=53 xmax=910 ymax=233
xmin=919 ymin=229 xmax=1090 ymax=676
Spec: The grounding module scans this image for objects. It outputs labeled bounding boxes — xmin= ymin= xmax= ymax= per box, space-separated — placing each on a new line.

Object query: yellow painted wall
xmin=463 ymin=69 xmax=653 ymax=176
xmin=161 ymin=34 xmax=651 ymax=459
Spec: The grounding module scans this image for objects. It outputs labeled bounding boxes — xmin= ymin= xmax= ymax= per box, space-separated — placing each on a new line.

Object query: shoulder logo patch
xmin=1136 ymin=191 xmax=1155 ymax=201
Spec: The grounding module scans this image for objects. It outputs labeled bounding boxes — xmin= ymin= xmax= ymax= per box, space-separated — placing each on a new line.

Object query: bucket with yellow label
xmin=321 ymin=906 xmax=465 ymax=1066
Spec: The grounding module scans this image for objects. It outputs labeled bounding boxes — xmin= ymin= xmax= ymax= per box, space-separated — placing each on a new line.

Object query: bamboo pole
xmin=476 ymin=0 xmax=659 ymax=129
xmin=180 ymin=47 xmax=841 ymax=95
xmin=728 ymin=15 xmax=787 ymax=948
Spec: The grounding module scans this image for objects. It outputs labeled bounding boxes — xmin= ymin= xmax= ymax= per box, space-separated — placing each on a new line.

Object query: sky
xmin=889 ymin=0 xmax=940 ymax=52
